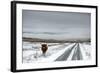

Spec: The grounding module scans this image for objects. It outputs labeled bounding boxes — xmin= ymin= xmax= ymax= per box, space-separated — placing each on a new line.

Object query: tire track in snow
xmin=72 ymin=43 xmax=83 ymax=60
xmin=55 ymin=43 xmax=77 ymax=61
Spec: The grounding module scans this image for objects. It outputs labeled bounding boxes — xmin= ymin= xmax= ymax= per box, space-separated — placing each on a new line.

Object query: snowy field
xmin=22 ymin=42 xmax=91 ymax=63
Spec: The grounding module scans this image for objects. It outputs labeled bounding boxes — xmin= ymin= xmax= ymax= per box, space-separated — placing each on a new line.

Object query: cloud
xmin=22 ymin=10 xmax=91 ymax=40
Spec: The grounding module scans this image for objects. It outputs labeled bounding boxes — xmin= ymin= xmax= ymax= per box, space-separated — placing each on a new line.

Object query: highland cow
xmin=41 ymin=44 xmax=48 ymax=56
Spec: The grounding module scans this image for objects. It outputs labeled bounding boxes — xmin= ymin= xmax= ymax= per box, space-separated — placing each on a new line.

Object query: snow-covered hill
xmin=22 ymin=42 xmax=91 ymax=63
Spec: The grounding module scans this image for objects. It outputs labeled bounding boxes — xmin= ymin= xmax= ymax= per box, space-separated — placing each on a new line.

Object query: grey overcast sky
xmin=22 ymin=10 xmax=91 ymax=40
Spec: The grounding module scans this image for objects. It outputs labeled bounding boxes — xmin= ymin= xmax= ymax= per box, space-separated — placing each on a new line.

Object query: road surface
xmin=55 ymin=43 xmax=83 ymax=61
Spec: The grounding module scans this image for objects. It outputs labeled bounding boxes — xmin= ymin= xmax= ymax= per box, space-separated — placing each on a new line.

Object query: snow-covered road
xmin=22 ymin=42 xmax=91 ymax=63
xmin=55 ymin=43 xmax=77 ymax=61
